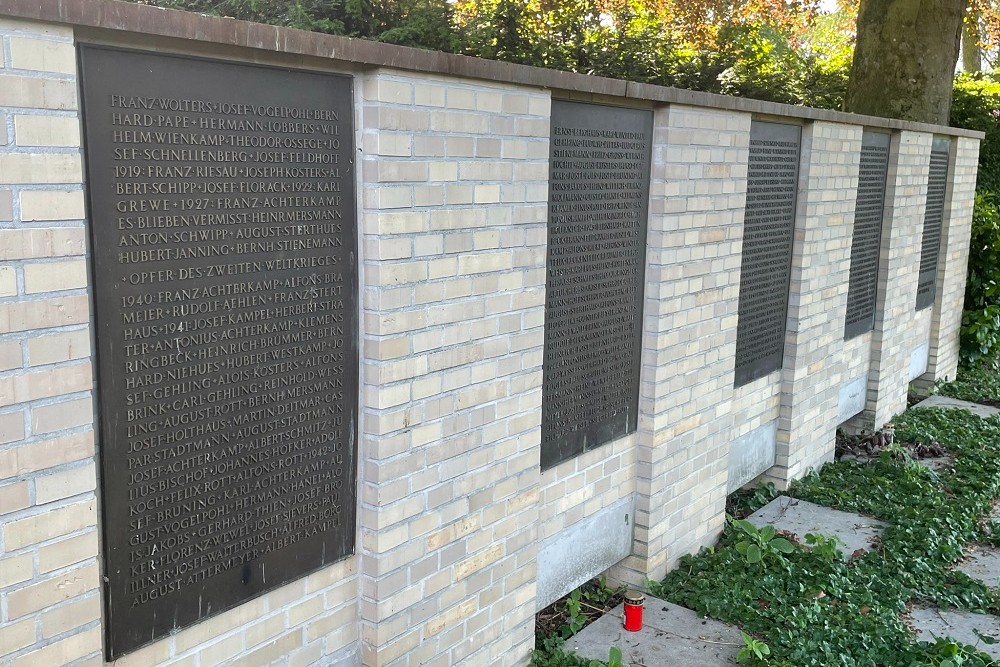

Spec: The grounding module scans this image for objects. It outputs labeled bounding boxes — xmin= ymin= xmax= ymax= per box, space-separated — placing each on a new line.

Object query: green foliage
xmin=728 ymin=481 xmax=779 ymax=518
xmin=649 ymin=407 xmax=1000 ymax=667
xmin=737 ymin=631 xmax=771 ymax=664
xmin=142 ymin=0 xmax=458 ymax=49
xmin=531 ymin=636 xmax=593 ymax=667
xmin=602 ymin=646 xmax=623 ymax=667
xmin=562 ymin=588 xmax=587 ymax=638
xmin=952 ymin=74 xmax=1000 ymax=193
xmin=961 ymin=192 xmax=1000 ymax=366
xmin=936 ymin=365 xmax=1000 ymax=404
xmin=731 ymin=518 xmax=795 ymax=566
xmin=952 ymin=74 xmax=1000 ymax=367
xmin=803 ymin=532 xmax=845 ymax=561
xmin=138 ymin=0 xmax=849 ymax=110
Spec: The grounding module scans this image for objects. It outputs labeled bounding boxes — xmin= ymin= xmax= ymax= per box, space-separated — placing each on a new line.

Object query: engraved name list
xmin=79 ymin=47 xmax=358 ymax=658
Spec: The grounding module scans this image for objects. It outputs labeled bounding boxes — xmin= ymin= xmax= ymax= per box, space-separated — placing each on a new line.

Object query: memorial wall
xmin=0 ymin=2 xmax=983 ymax=666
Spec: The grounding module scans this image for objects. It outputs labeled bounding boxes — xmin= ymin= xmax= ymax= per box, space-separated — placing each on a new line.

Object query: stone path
xmin=909 ymin=607 xmax=1000 ymax=660
xmin=746 ymin=496 xmax=885 ymax=558
xmin=572 ymin=395 xmax=1000 ymax=664
xmin=571 ymin=599 xmax=741 ymax=667
xmin=913 ymin=395 xmax=1000 ymax=419
xmin=957 ymin=545 xmax=1000 ymax=588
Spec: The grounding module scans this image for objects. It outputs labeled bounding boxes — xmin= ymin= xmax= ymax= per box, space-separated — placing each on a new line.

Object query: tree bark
xmin=962 ymin=12 xmax=982 ymax=72
xmin=844 ymin=0 xmax=965 ymax=124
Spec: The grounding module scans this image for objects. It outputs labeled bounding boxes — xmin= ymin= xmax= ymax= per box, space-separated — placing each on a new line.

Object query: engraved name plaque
xmin=845 ymin=130 xmax=890 ymax=340
xmin=916 ymin=137 xmax=951 ymax=310
xmin=79 ymin=46 xmax=358 ymax=658
xmin=734 ymin=120 xmax=801 ymax=387
xmin=541 ymin=101 xmax=652 ymax=470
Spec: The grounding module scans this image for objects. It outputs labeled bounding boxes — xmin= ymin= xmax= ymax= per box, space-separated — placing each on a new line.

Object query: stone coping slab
xmin=913 ymin=396 xmax=1000 ymax=419
xmin=910 ymin=607 xmax=1000 ymax=659
xmin=570 ymin=598 xmax=741 ymax=667
xmin=747 ymin=496 xmax=886 ymax=558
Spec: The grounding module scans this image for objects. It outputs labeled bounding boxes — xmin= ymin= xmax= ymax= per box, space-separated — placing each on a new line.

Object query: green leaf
xmin=746 ymin=544 xmax=762 ymax=563
xmin=769 ymin=537 xmax=795 ymax=554
xmin=759 ymin=524 xmax=776 ymax=542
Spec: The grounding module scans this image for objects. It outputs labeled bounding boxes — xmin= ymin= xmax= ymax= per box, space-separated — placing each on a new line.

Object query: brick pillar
xmin=359 ymin=70 xmax=547 ymax=666
xmin=769 ymin=122 xmax=861 ymax=485
xmin=862 ymin=132 xmax=933 ymax=429
xmin=0 ymin=20 xmax=104 ymax=667
xmin=616 ymin=104 xmax=748 ymax=585
xmin=921 ymin=136 xmax=980 ymax=385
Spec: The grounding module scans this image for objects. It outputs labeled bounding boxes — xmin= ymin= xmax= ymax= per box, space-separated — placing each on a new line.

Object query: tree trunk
xmin=844 ymin=0 xmax=964 ymax=124
xmin=962 ymin=12 xmax=982 ymax=72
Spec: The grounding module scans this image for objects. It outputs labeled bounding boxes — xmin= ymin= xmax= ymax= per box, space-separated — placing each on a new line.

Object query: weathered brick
xmin=0 ymin=190 xmax=12 ymax=221
xmin=0 ymin=480 xmax=30 ymax=515
xmin=38 ymin=530 xmax=99 ymax=573
xmin=3 ymin=499 xmax=96 ymax=550
xmin=0 ymin=75 xmax=77 ymax=110
xmin=0 ymin=266 xmax=15 ymax=296
xmin=41 ymin=594 xmax=101 ymax=638
xmin=0 ymin=154 xmax=82 ymax=184
xmin=30 ymin=396 xmax=93 ymax=434
xmin=0 ymin=362 xmax=92 ymax=407
xmin=0 ymin=410 xmax=25 ymax=445
xmin=9 ymin=37 xmax=76 ymax=74
xmin=0 ymin=295 xmax=90 ymax=333
xmin=19 ymin=189 xmax=85 ymax=221
xmin=0 ymin=430 xmax=94 ymax=477
xmin=6 ymin=563 xmax=99 ymax=618
xmin=14 ymin=114 xmax=80 ymax=146
xmin=34 ymin=460 xmax=96 ymax=504
xmin=25 ymin=329 xmax=90 ymax=366
xmin=9 ymin=626 xmax=101 ymax=667
xmin=23 ymin=259 xmax=88 ymax=293
xmin=0 ymin=617 xmax=35 ymax=657
xmin=0 ymin=228 xmax=87 ymax=260
xmin=0 ymin=553 xmax=33 ymax=588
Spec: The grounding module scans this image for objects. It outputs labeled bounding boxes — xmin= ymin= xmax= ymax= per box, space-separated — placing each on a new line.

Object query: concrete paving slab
xmin=910 ymin=606 xmax=1000 ymax=659
xmin=914 ymin=395 xmax=1000 ymax=419
xmin=919 ymin=456 xmax=953 ymax=472
xmin=747 ymin=496 xmax=886 ymax=558
xmin=570 ymin=598 xmax=741 ymax=667
xmin=957 ymin=546 xmax=1000 ymax=588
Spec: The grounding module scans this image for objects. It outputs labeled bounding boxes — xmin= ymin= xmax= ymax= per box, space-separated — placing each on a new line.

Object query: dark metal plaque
xmin=734 ymin=121 xmax=801 ymax=387
xmin=78 ymin=46 xmax=358 ymax=658
xmin=845 ymin=130 xmax=891 ymax=340
xmin=541 ymin=101 xmax=652 ymax=470
xmin=916 ymin=137 xmax=951 ymax=310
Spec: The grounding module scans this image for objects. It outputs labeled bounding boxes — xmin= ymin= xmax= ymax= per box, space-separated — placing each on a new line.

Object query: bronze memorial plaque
xmin=916 ymin=137 xmax=951 ymax=310
xmin=79 ymin=46 xmax=357 ymax=657
xmin=541 ymin=100 xmax=652 ymax=470
xmin=734 ymin=120 xmax=801 ymax=387
xmin=845 ymin=130 xmax=890 ymax=340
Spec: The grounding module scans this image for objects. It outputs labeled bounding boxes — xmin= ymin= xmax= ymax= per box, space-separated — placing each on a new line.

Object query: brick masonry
xmin=359 ymin=70 xmax=547 ymax=667
xmin=921 ymin=137 xmax=981 ymax=386
xmin=855 ymin=132 xmax=933 ymax=430
xmin=616 ymin=104 xmax=748 ymax=585
xmin=0 ymin=8 xmax=983 ymax=667
xmin=773 ymin=122 xmax=862 ymax=484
